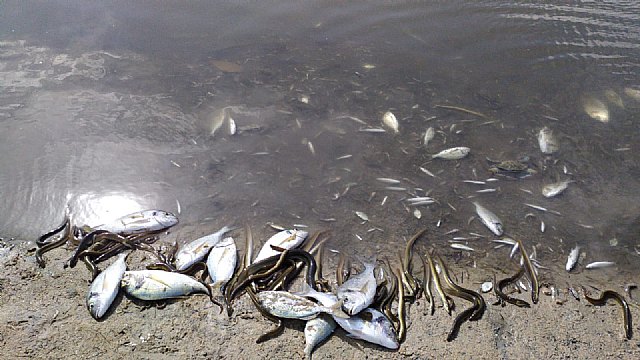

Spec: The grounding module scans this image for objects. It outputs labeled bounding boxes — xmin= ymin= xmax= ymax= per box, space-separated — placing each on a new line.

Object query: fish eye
xmin=152 ymin=211 xmax=157 ymax=216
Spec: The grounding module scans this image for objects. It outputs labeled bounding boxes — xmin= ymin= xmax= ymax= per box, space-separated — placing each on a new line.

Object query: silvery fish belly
xmin=432 ymin=147 xmax=470 ymax=160
xmin=336 ymin=259 xmax=377 ymax=315
xmin=304 ymin=314 xmax=336 ymax=360
xmin=95 ymin=210 xmax=178 ymax=235
xmin=86 ymin=253 xmax=127 ymax=320
xmin=121 ymin=270 xmax=209 ymax=300
xmin=537 ymin=126 xmax=559 ymax=155
xmin=256 ymin=291 xmax=349 ymax=320
xmin=473 ymin=202 xmax=503 ymax=236
xmin=206 ymin=236 xmax=237 ymax=288
xmin=175 ymin=225 xmax=233 ymax=271
xmin=334 ymin=308 xmax=399 ymax=350
xmin=542 ymin=180 xmax=571 ymax=198
xmin=253 ymin=229 xmax=309 ymax=262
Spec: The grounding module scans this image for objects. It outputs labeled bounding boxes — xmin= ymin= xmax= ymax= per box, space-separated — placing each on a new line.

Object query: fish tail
xmin=328 ymin=299 xmax=350 ymax=319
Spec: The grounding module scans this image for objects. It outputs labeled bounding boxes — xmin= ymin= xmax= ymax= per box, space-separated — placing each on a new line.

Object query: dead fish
xmin=376 ymin=177 xmax=401 ymax=184
xmin=86 ymin=253 xmax=127 ymax=320
xmin=472 ymin=202 xmax=504 ymax=236
xmin=604 ymin=89 xmax=624 ymax=109
xmin=304 ymin=314 xmax=336 ymax=360
xmin=121 ymin=270 xmax=209 ymax=300
xmin=355 ymin=211 xmax=369 ymax=222
xmin=254 ymin=229 xmax=309 ymax=262
xmin=337 ymin=258 xmax=377 ymax=315
xmin=94 ymin=210 xmax=178 ymax=235
xmin=542 ymin=180 xmax=572 ymax=198
xmin=624 ymin=87 xmax=640 ymax=102
xmin=585 ymin=261 xmax=615 ymax=269
xmin=206 ymin=237 xmax=237 ymax=290
xmin=538 ymin=126 xmax=559 ymax=154
xmin=382 ymin=111 xmax=399 ymax=133
xmin=432 ymin=147 xmax=470 ymax=160
xmin=582 ymin=95 xmax=610 ymax=123
xmin=566 ymin=246 xmax=580 ymax=272
xmin=255 ymin=291 xmax=349 ymax=320
xmin=175 ymin=225 xmax=233 ymax=271
xmin=450 ymin=243 xmax=474 ymax=251
xmin=228 ymin=117 xmax=237 ymax=135
xmin=423 ymin=127 xmax=435 ymax=147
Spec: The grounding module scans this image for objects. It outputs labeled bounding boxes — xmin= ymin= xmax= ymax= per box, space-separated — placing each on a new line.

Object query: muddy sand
xmin=1 ymin=230 xmax=639 ymax=360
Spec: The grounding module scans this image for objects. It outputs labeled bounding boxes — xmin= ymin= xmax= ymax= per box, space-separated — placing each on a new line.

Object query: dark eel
xmin=583 ymin=289 xmax=632 ymax=340
xmin=495 ymin=266 xmax=530 ymax=308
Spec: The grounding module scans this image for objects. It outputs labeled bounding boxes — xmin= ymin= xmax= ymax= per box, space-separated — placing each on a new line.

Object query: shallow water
xmin=1 ymin=1 xmax=639 ymax=277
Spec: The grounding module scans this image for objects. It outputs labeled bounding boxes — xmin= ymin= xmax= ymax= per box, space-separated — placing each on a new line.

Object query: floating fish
xmin=604 ymin=89 xmax=624 ymax=108
xmin=472 ymin=202 xmax=504 ymax=236
xmin=538 ymin=127 xmax=559 ymax=155
xmin=336 ymin=258 xmax=377 ymax=315
xmin=582 ymin=95 xmax=610 ymax=123
xmin=255 ymin=291 xmax=349 ymax=320
xmin=254 ymin=229 xmax=308 ymax=262
xmin=175 ymin=226 xmax=233 ymax=271
xmin=542 ymin=180 xmax=572 ymax=198
xmin=206 ymin=237 xmax=237 ymax=290
xmin=585 ymin=261 xmax=615 ymax=269
xmin=121 ymin=270 xmax=209 ymax=300
xmin=432 ymin=147 xmax=470 ymax=160
xmin=86 ymin=253 xmax=127 ymax=320
xmin=304 ymin=314 xmax=336 ymax=359
xmin=566 ymin=246 xmax=580 ymax=272
xmin=94 ymin=210 xmax=178 ymax=235
xmin=423 ymin=127 xmax=435 ymax=147
xmin=624 ymin=87 xmax=640 ymax=102
xmin=382 ymin=111 xmax=399 ymax=133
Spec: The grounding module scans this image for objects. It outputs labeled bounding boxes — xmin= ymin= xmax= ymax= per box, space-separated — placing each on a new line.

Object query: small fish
xmin=542 ymin=180 xmax=572 ymax=198
xmin=337 ymin=258 xmax=377 ymax=315
xmin=463 ymin=180 xmax=485 ymax=185
xmin=413 ymin=209 xmax=422 ymax=219
xmin=566 ymin=246 xmax=580 ymax=272
xmin=604 ymin=89 xmax=624 ymax=109
xmin=307 ymin=141 xmax=316 ymax=155
xmin=423 ymin=127 xmax=435 ymax=147
xmin=585 ymin=261 xmax=615 ymax=269
xmin=86 ymin=253 xmax=127 ymax=320
xmin=94 ymin=210 xmax=178 ymax=235
xmin=254 ymin=229 xmax=309 ymax=262
xmin=450 ymin=243 xmax=474 ymax=251
xmin=419 ymin=167 xmax=436 ymax=177
xmin=382 ymin=111 xmax=399 ymax=133
xmin=476 ymin=188 xmax=497 ymax=193
xmin=376 ymin=177 xmax=401 ymax=184
xmin=206 ymin=237 xmax=237 ymax=290
xmin=472 ymin=202 xmax=504 ymax=236
xmin=304 ymin=314 xmax=336 ymax=359
xmin=228 ymin=117 xmax=237 ymax=135
xmin=175 ymin=226 xmax=233 ymax=271
xmin=358 ymin=127 xmax=386 ymax=133
xmin=432 ymin=147 xmax=470 ymax=160
xmin=406 ymin=197 xmax=433 ymax=203
xmin=624 ymin=87 xmax=640 ymax=102
xmin=582 ymin=95 xmax=609 ymax=123
xmin=538 ymin=127 xmax=559 ymax=154
xmin=355 ymin=211 xmax=369 ymax=221
xmin=121 ymin=270 xmax=209 ymax=300
xmin=384 ymin=187 xmax=406 ymax=191
xmin=256 ymin=291 xmax=349 ymax=320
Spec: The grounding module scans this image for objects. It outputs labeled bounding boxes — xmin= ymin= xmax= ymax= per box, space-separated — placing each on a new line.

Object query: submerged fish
xmin=537 ymin=126 xmax=559 ymax=155
xmin=121 ymin=270 xmax=209 ymax=300
xmin=582 ymin=95 xmax=610 ymax=123
xmin=604 ymin=89 xmax=624 ymax=108
xmin=624 ymin=87 xmax=640 ymax=102
xmin=585 ymin=261 xmax=615 ymax=269
xmin=336 ymin=258 xmax=377 ymax=315
xmin=86 ymin=253 xmax=127 ymax=320
xmin=175 ymin=225 xmax=233 ymax=271
xmin=255 ymin=291 xmax=349 ymax=320
xmin=423 ymin=127 xmax=435 ymax=147
xmin=254 ymin=229 xmax=308 ymax=262
xmin=472 ymin=202 xmax=504 ymax=236
xmin=206 ymin=237 xmax=237 ymax=290
xmin=382 ymin=111 xmax=399 ymax=133
xmin=432 ymin=147 xmax=470 ymax=160
xmin=304 ymin=314 xmax=336 ymax=359
xmin=542 ymin=180 xmax=572 ymax=198
xmin=94 ymin=210 xmax=178 ymax=235
xmin=566 ymin=246 xmax=580 ymax=272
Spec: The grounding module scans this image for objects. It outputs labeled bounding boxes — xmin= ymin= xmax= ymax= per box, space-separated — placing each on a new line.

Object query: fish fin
xmin=329 ymin=299 xmax=350 ymax=319
xmin=270 ymin=245 xmax=287 ymax=252
xmin=359 ymin=281 xmax=370 ymax=294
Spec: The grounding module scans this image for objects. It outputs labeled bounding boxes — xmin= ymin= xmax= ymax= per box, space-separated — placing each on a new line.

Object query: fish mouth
xmin=155 ymin=211 xmax=178 ymax=226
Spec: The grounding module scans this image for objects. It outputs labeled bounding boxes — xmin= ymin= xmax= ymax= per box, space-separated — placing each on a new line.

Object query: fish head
xmin=148 ymin=210 xmax=179 ymax=228
xmin=86 ymin=291 xmax=106 ymax=320
xmin=366 ymin=310 xmax=399 ymax=349
xmin=293 ymin=229 xmax=309 ymax=242
xmin=121 ymin=272 xmax=144 ymax=290
xmin=339 ymin=290 xmax=367 ymax=316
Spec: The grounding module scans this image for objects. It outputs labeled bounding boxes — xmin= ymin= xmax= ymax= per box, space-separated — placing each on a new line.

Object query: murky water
xmin=1 ymin=1 xmax=639 ymax=277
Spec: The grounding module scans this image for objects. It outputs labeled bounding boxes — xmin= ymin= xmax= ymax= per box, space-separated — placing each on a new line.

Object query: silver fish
xmin=86 ymin=253 xmax=127 ymax=320
xmin=604 ymin=89 xmax=624 ymax=109
xmin=206 ymin=237 xmax=237 ymax=290
xmin=542 ymin=180 xmax=572 ymax=198
xmin=432 ymin=147 xmax=470 ymax=160
xmin=423 ymin=127 xmax=435 ymax=147
xmin=472 ymin=201 xmax=504 ymax=236
xmin=382 ymin=111 xmax=399 ymax=133
xmin=304 ymin=314 xmax=336 ymax=359
xmin=95 ymin=210 xmax=178 ymax=235
xmin=624 ymin=87 xmax=640 ymax=102
xmin=450 ymin=243 xmax=474 ymax=251
xmin=538 ymin=126 xmax=559 ymax=155
xmin=585 ymin=261 xmax=615 ymax=269
xmin=175 ymin=225 xmax=233 ymax=271
xmin=336 ymin=258 xmax=377 ymax=315
xmin=121 ymin=270 xmax=209 ymax=300
xmin=582 ymin=95 xmax=609 ymax=123
xmin=297 ymin=285 xmax=398 ymax=350
xmin=254 ymin=229 xmax=308 ymax=262
xmin=566 ymin=246 xmax=580 ymax=272
xmin=255 ymin=291 xmax=349 ymax=320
